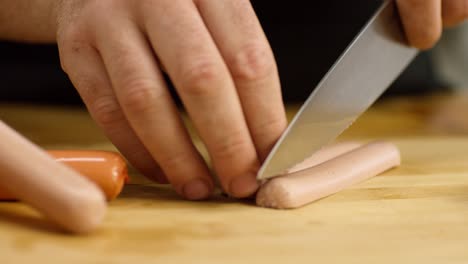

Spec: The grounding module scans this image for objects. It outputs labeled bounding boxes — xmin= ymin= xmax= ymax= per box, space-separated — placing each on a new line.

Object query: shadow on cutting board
xmin=0 ymin=205 xmax=63 ymax=234
xmin=118 ymin=184 xmax=257 ymax=208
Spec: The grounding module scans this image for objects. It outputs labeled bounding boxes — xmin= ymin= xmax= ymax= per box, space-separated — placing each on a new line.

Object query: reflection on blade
xmin=257 ymin=1 xmax=418 ymax=180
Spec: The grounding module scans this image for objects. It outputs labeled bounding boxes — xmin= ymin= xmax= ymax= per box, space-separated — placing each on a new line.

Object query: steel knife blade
xmin=257 ymin=0 xmax=418 ymax=180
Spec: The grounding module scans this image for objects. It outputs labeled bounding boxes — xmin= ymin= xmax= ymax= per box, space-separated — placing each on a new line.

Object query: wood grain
xmin=1 ymin=92 xmax=468 ymax=263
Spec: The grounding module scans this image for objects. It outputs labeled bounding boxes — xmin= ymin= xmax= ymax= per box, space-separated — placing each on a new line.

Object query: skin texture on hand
xmin=55 ymin=0 xmax=287 ymax=200
xmin=0 ymin=0 xmax=57 ymax=43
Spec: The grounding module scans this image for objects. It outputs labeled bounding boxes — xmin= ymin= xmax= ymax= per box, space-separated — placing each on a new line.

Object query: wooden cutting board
xmin=1 ymin=93 xmax=468 ymax=263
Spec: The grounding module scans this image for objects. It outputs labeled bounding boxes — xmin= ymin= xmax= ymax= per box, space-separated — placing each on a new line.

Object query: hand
xmin=55 ymin=0 xmax=287 ymax=200
xmin=397 ymin=0 xmax=468 ymax=50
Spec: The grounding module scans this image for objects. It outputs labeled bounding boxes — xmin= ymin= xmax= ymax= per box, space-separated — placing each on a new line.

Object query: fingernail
xmin=229 ymin=174 xmax=259 ymax=198
xmin=183 ymin=179 xmax=211 ymax=200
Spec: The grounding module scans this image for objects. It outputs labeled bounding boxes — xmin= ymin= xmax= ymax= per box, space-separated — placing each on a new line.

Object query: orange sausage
xmin=0 ymin=150 xmax=129 ymax=201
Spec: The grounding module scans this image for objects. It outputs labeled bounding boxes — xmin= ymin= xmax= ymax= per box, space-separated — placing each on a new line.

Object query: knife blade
xmin=257 ymin=0 xmax=418 ymax=180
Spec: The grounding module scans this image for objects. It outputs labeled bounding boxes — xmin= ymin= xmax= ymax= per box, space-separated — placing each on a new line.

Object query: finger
xmin=58 ymin=33 xmax=167 ymax=184
xmin=139 ymin=0 xmax=260 ymax=198
xmin=0 ymin=121 xmax=106 ymax=233
xmin=397 ymin=0 xmax=443 ymax=50
xmin=442 ymin=0 xmax=468 ymax=27
xmin=94 ymin=17 xmax=214 ymax=200
xmin=196 ymin=0 xmax=287 ymax=161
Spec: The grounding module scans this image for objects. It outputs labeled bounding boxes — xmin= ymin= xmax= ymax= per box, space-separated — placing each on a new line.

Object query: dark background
xmin=0 ymin=1 xmax=447 ymax=106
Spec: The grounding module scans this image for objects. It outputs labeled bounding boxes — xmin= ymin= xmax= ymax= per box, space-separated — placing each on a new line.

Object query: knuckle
xmin=119 ymin=78 xmax=163 ymax=114
xmin=252 ymin=116 xmax=287 ymax=140
xmin=158 ymin=152 xmax=196 ymax=189
xmin=57 ymin=28 xmax=90 ymax=72
xmin=56 ymin=4 xmax=93 ymax=45
xmin=212 ymin=132 xmax=251 ymax=160
xmin=229 ymin=43 xmax=275 ymax=82
xmin=74 ymin=75 xmax=100 ymax=100
xmin=110 ymin=46 xmax=141 ymax=73
xmin=160 ymin=151 xmax=191 ymax=172
xmin=180 ymin=58 xmax=221 ymax=97
xmin=57 ymin=25 xmax=82 ymax=47
xmin=90 ymin=95 xmax=126 ymax=127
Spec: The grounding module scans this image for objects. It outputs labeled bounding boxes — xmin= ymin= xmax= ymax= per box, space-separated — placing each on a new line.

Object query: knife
xmin=257 ymin=0 xmax=418 ymax=180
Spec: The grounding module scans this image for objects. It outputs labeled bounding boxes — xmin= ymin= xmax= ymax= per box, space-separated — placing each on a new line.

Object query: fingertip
xmin=228 ymin=174 xmax=259 ymax=198
xmin=408 ymin=31 xmax=441 ymax=51
xmin=182 ymin=178 xmax=213 ymax=200
xmin=407 ymin=28 xmax=442 ymax=50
